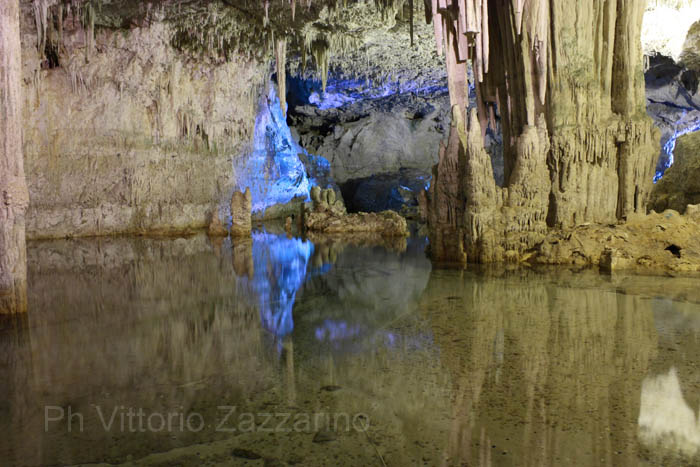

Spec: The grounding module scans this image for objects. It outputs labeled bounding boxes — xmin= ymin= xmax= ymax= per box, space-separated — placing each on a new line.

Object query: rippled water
xmin=1 ymin=229 xmax=700 ymax=466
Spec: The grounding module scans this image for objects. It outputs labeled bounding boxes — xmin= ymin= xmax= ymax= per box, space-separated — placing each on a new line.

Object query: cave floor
xmin=0 ymin=229 xmax=699 ymax=466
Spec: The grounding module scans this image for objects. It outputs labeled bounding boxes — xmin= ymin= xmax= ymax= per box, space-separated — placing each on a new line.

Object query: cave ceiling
xmin=22 ymin=0 xmax=445 ymax=89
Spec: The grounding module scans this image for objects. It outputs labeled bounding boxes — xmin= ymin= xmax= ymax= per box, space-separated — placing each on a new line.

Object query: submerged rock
xmin=312 ymin=430 xmax=337 ymax=443
xmin=232 ymin=448 xmax=262 ymax=459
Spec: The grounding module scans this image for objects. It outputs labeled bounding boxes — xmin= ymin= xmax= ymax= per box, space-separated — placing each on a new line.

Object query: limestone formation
xmin=651 ymin=130 xmax=700 ymax=212
xmin=207 ymin=211 xmax=228 ymax=238
xmin=0 ymin=0 xmax=28 ymax=314
xmin=20 ymin=11 xmax=266 ymax=239
xmin=230 ymin=188 xmax=252 ymax=237
xmin=304 ymin=187 xmax=407 ymax=236
xmin=425 ymin=0 xmax=660 ymax=265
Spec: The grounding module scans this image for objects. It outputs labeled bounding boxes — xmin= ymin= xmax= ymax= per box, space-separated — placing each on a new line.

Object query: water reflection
xmin=639 ymin=367 xmax=700 ymax=457
xmin=0 ymin=235 xmax=699 ymax=465
xmin=247 ymin=231 xmax=314 ymax=337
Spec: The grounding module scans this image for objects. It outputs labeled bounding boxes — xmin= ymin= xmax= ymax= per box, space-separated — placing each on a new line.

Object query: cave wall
xmin=19 ymin=9 xmax=266 ymax=239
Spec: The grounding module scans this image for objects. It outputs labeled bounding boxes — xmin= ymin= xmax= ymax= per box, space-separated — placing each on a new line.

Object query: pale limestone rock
xmin=687 ymin=204 xmax=700 ymax=217
xmin=532 ymin=210 xmax=700 ymax=274
xmin=230 ymin=188 xmax=252 ymax=237
xmin=1 ymin=0 xmax=28 ymax=314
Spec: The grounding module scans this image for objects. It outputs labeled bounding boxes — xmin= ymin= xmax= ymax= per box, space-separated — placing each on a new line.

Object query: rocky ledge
xmin=531 ymin=208 xmax=700 ymax=274
xmin=304 ymin=187 xmax=408 ymax=237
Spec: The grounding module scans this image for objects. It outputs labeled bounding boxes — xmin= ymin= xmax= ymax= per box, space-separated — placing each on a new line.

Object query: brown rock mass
xmin=304 ymin=187 xmax=408 ymax=237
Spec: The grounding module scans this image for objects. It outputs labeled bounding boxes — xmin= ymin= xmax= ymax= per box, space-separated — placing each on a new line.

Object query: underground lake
xmin=0 ymin=230 xmax=699 ymax=466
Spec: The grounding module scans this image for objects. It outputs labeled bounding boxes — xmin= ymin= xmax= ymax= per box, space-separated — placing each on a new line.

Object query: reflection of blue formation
xmin=234 ymin=86 xmax=332 ymax=212
xmin=251 ymin=232 xmax=314 ymax=337
xmin=314 ymin=320 xmax=363 ymax=341
xmin=655 ymin=121 xmax=700 ymax=182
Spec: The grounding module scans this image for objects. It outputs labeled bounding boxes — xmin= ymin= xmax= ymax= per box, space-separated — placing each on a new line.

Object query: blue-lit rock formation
xmin=645 ymin=55 xmax=700 ymax=180
xmin=233 ymin=84 xmax=335 ymax=217
xmin=247 ymin=231 xmax=314 ymax=337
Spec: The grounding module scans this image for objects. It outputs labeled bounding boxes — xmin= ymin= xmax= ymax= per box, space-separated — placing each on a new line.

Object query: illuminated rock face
xmin=642 ymin=0 xmax=700 ymax=62
xmin=233 ymin=85 xmax=318 ymax=217
xmin=0 ymin=0 xmax=28 ymax=314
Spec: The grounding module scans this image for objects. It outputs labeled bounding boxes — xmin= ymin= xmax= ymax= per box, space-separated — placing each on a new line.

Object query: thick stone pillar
xmin=0 ymin=0 xmax=29 ymax=314
xmin=425 ymin=0 xmax=659 ymax=264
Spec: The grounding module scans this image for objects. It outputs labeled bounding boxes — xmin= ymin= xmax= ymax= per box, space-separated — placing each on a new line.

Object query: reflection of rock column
xmin=283 ymin=337 xmax=296 ymax=406
xmin=0 ymin=314 xmax=40 ymax=465
xmin=422 ymin=272 xmax=657 ymax=466
xmin=0 ymin=0 xmax=28 ymax=314
xmin=232 ymin=237 xmax=254 ymax=279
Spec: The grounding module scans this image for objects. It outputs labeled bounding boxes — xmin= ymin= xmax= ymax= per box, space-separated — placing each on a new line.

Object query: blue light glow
xmin=655 ymin=121 xmax=700 ymax=182
xmin=249 ymin=231 xmax=314 ymax=337
xmin=234 ymin=85 xmax=332 ymax=212
xmin=306 ymin=77 xmax=448 ymax=110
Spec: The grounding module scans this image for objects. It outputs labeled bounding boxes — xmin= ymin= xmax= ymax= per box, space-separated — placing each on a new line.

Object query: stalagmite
xmin=0 ymin=0 xmax=29 ymax=313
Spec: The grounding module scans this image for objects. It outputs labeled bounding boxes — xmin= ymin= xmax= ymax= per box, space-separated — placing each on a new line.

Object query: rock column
xmin=426 ymin=0 xmax=659 ymax=264
xmin=0 ymin=0 xmax=29 ymax=314
xmin=230 ymin=188 xmax=252 ymax=236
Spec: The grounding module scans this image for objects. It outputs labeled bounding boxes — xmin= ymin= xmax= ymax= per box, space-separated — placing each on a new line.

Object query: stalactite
xmin=276 ymin=38 xmax=287 ymax=117
xmin=409 ymin=0 xmax=414 ymax=47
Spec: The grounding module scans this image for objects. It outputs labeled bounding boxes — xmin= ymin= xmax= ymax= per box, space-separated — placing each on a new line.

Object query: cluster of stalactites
xmin=33 ymin=0 xmax=99 ymax=61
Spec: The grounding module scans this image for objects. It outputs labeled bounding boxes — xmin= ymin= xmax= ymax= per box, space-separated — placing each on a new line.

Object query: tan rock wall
xmin=19 ymin=13 xmax=266 ymax=239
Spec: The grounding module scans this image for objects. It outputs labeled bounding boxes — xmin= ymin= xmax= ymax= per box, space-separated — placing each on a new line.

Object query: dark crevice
xmin=665 ymin=244 xmax=682 ymax=258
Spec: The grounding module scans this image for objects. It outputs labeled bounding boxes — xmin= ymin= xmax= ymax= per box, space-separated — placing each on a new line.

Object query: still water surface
xmin=0 ymin=230 xmax=699 ymax=466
